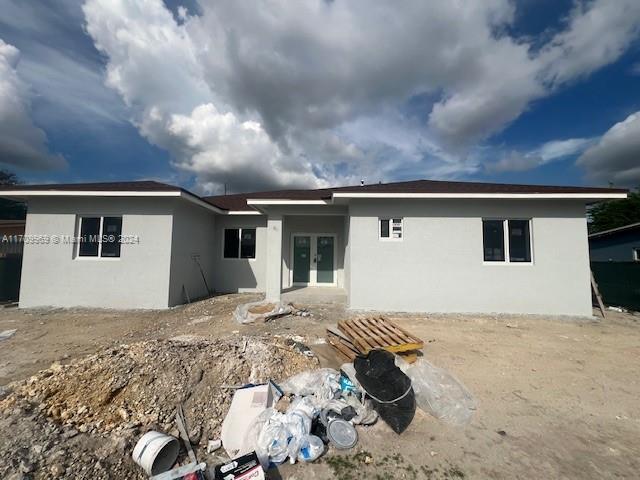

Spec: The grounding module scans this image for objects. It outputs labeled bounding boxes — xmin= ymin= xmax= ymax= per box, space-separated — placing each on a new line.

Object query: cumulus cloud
xmin=0 ymin=39 xmax=66 ymax=170
xmin=81 ymin=0 xmax=640 ymax=192
xmin=577 ymin=112 xmax=640 ymax=187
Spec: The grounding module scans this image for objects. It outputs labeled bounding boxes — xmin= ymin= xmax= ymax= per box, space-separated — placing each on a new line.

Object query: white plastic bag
xmin=397 ymin=357 xmax=476 ymax=426
xmin=280 ymin=369 xmax=341 ymax=409
xmin=297 ymin=435 xmax=324 ymax=462
xmin=251 ymin=409 xmax=289 ymax=465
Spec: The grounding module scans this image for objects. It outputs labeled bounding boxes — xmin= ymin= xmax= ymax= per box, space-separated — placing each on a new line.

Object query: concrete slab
xmin=281 ymin=286 xmax=347 ymax=305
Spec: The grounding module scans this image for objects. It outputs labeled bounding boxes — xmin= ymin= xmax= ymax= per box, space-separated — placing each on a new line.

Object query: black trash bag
xmin=354 ymin=349 xmax=415 ymax=434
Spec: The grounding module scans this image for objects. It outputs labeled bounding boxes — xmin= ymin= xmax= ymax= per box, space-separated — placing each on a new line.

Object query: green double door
xmin=292 ymin=234 xmax=335 ymax=285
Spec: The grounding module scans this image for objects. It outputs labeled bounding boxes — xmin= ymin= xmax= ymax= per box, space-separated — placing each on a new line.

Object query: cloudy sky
xmin=0 ymin=0 xmax=639 ymax=194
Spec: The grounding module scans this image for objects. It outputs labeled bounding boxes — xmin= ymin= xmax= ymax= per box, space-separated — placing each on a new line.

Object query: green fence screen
xmin=591 ymin=262 xmax=640 ymax=312
xmin=0 ymin=255 xmax=22 ymax=302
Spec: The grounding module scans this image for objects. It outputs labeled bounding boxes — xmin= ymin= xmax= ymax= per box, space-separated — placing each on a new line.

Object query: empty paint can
xmin=132 ymin=430 xmax=180 ymax=475
xmin=326 ymin=418 xmax=358 ymax=449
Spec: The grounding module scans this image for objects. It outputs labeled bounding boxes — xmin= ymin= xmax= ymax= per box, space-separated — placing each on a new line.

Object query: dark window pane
xmin=101 ymin=217 xmax=122 ymax=258
xmin=483 ymin=220 xmax=504 ymax=261
xmin=224 ymin=228 xmax=239 ymax=258
xmin=380 ymin=219 xmax=390 ymax=238
xmin=78 ymin=217 xmax=100 ymax=257
xmin=240 ymin=228 xmax=256 ymax=259
xmin=509 ymin=220 xmax=531 ymax=262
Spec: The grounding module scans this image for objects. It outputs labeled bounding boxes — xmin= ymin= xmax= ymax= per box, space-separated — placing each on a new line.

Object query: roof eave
xmin=331 ymin=192 xmax=628 ymax=200
xmin=0 ymin=189 xmax=228 ymax=215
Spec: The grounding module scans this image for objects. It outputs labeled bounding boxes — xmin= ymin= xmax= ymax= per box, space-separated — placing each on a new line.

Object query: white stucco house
xmin=0 ymin=179 xmax=627 ymax=316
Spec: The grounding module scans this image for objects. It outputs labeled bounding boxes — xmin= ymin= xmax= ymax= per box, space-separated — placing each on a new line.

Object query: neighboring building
xmin=0 ymin=179 xmax=627 ymax=315
xmin=589 ymin=223 xmax=640 ymax=311
xmin=589 ymin=223 xmax=640 ymax=262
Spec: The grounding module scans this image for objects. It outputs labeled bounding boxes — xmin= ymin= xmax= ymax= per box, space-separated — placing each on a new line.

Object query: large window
xmin=483 ymin=219 xmax=532 ymax=263
xmin=224 ymin=228 xmax=256 ymax=259
xmin=379 ymin=218 xmax=403 ymax=240
xmin=77 ymin=216 xmax=122 ymax=258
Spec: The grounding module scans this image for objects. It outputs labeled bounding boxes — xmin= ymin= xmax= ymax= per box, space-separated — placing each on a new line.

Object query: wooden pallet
xmin=326 ymin=317 xmax=423 ymax=363
xmin=338 ymin=317 xmax=424 ymax=354
xmin=326 ymin=327 xmax=359 ymax=362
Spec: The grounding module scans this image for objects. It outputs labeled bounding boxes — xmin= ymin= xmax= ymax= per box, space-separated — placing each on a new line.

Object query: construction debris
xmin=0 ymin=335 xmax=318 ymax=479
xmin=233 ymin=301 xmax=292 ymax=324
xmin=0 ymin=328 xmax=16 ymax=342
xmin=327 ymin=317 xmax=424 ymax=363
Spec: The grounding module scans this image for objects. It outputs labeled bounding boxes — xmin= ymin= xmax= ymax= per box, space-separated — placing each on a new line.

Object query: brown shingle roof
xmin=0 ymin=179 xmax=627 ymax=212
xmin=0 ymin=180 xmax=182 ymax=192
xmin=204 ymin=179 xmax=628 ymax=211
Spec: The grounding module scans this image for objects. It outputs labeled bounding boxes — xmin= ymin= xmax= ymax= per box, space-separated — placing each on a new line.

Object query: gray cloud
xmin=81 ymin=0 xmax=640 ymax=193
xmin=0 ymin=39 xmax=66 ymax=171
xmin=577 ymin=112 xmax=640 ymax=187
xmin=487 ymin=138 xmax=594 ymax=173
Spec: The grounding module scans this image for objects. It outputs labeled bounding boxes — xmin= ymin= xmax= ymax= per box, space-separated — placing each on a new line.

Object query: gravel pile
xmin=0 ymin=334 xmax=318 ymax=479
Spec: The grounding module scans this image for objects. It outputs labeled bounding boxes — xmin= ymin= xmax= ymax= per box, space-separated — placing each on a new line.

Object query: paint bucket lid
xmin=326 ymin=419 xmax=358 ymax=449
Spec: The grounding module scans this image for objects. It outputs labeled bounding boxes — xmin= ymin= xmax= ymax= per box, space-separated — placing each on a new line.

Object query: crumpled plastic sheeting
xmin=397 ymin=357 xmax=476 ymax=426
xmin=279 ymin=368 xmax=341 ymax=405
xmin=246 ymin=400 xmax=324 ymax=466
xmin=233 ymin=301 xmax=292 ymax=324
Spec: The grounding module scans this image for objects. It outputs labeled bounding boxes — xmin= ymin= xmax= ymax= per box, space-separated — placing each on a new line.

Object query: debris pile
xmin=0 ymin=335 xmax=318 ymax=479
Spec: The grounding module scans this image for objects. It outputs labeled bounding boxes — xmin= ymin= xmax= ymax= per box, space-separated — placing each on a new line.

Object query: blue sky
xmin=0 ymin=0 xmax=639 ymax=194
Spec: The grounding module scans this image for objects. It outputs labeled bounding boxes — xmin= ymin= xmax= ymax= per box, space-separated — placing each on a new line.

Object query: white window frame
xmin=222 ymin=227 xmax=257 ymax=260
xmin=633 ymin=248 xmax=640 ymax=262
xmin=379 ymin=217 xmax=403 ymax=241
xmin=75 ymin=216 xmax=122 ymax=261
xmin=482 ymin=218 xmax=533 ymax=265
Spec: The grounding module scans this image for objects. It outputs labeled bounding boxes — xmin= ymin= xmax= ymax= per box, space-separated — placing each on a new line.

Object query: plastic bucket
xmin=326 ymin=419 xmax=358 ymax=449
xmin=132 ymin=431 xmax=180 ymax=475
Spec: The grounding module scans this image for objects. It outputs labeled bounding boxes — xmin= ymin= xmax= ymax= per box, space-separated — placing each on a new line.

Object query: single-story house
xmin=0 ymin=179 xmax=627 ymax=315
xmin=589 ymin=222 xmax=640 ymax=262
xmin=589 ymin=222 xmax=640 ymax=311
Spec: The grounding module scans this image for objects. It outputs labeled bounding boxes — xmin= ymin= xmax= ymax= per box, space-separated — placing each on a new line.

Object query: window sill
xmin=222 ymin=257 xmax=257 ymax=261
xmin=379 ymin=238 xmax=403 ymax=242
xmin=75 ymin=256 xmax=121 ymax=261
xmin=482 ymin=261 xmax=534 ymax=266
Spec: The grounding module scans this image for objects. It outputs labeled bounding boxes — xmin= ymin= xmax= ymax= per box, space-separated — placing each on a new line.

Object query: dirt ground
xmin=1 ymin=295 xmax=639 ymax=479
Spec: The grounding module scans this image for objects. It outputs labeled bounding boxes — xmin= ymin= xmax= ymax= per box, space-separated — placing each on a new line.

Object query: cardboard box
xmin=220 ymin=382 xmax=282 ymax=458
xmin=214 ymin=452 xmax=265 ymax=480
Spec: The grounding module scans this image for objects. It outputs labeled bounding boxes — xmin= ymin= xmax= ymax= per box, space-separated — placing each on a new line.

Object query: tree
xmin=0 ymin=169 xmax=27 ymax=220
xmin=589 ymin=188 xmax=640 ymax=233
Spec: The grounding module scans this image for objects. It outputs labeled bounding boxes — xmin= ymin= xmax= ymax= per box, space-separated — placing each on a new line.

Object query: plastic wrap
xmin=397 ymin=357 xmax=476 ymax=426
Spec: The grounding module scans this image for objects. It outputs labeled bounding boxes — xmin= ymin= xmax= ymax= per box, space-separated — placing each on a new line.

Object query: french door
xmin=291 ymin=234 xmax=336 ymax=286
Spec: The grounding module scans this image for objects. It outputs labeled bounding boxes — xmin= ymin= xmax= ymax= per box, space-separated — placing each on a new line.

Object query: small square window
xmin=224 ymin=228 xmax=256 ymax=259
xmin=482 ymin=218 xmax=532 ymax=264
xmin=379 ymin=218 xmax=402 ymax=240
xmin=77 ymin=216 xmax=122 ymax=258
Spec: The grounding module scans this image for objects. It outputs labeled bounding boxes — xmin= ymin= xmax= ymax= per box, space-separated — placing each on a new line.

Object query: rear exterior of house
xmin=0 ymin=180 xmax=627 ymax=315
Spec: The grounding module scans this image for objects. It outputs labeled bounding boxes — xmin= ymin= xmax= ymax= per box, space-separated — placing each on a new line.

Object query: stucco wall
xmin=348 ymin=199 xmax=592 ymax=316
xmin=19 ymin=197 xmax=174 ymax=309
xmin=168 ymin=202 xmax=217 ymax=306
xmin=282 ymin=215 xmax=346 ymax=289
xmin=212 ymin=215 xmax=267 ymax=293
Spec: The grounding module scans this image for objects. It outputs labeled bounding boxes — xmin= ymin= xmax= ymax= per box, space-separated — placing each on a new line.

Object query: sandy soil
xmin=1 ymin=296 xmax=639 ymax=479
